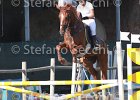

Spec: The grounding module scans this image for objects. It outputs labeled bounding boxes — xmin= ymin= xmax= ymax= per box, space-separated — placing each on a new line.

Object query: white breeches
xmin=82 ymin=19 xmax=96 ymax=36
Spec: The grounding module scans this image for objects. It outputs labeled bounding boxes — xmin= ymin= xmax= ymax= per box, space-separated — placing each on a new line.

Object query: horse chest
xmin=64 ymin=36 xmax=76 ymax=48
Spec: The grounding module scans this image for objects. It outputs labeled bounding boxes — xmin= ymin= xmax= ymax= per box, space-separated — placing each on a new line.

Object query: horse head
xmin=59 ymin=4 xmax=78 ymax=36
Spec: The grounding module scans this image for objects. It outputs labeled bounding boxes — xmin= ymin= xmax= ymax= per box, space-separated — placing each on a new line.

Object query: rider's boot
xmin=91 ymin=35 xmax=99 ymax=51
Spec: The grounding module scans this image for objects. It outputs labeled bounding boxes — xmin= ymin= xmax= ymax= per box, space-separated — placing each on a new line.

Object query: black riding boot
xmin=91 ymin=35 xmax=97 ymax=48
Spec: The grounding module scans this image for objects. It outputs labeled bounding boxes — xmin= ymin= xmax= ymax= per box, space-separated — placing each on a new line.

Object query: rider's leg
xmin=82 ymin=19 xmax=97 ymax=48
xmin=88 ymin=19 xmax=98 ymax=48
xmin=91 ymin=35 xmax=96 ymax=47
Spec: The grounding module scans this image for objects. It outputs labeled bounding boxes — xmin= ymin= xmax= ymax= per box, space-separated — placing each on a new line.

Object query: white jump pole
xmin=50 ymin=58 xmax=55 ymax=99
xmin=22 ymin=61 xmax=27 ymax=100
xmin=116 ymin=42 xmax=124 ymax=100
xmin=108 ymin=51 xmax=113 ymax=93
xmin=107 ymin=50 xmax=113 ymax=79
xmin=77 ymin=59 xmax=82 ymax=100
xmin=127 ymin=44 xmax=133 ymax=100
xmin=101 ymin=71 xmax=106 ymax=100
xmin=71 ymin=59 xmax=77 ymax=95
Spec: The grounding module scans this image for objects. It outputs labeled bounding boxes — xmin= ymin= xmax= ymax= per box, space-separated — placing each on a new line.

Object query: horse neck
xmin=65 ymin=10 xmax=85 ymax=38
xmin=67 ymin=21 xmax=79 ymax=36
xmin=69 ymin=14 xmax=78 ymax=26
xmin=65 ymin=18 xmax=85 ymax=39
xmin=73 ymin=19 xmax=85 ymax=33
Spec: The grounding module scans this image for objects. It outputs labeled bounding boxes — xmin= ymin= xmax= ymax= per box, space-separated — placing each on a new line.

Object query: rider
xmin=77 ymin=0 xmax=97 ymax=48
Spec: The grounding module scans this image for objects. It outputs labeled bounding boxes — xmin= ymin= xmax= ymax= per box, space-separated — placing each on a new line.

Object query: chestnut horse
xmin=56 ymin=4 xmax=108 ymax=80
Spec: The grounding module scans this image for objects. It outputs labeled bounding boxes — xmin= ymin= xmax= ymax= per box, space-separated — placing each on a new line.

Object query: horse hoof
xmin=94 ymin=93 xmax=100 ymax=100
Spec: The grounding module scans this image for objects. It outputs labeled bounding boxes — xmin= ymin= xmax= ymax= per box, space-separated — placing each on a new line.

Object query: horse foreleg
xmin=56 ymin=42 xmax=69 ymax=65
xmin=83 ymin=57 xmax=98 ymax=80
